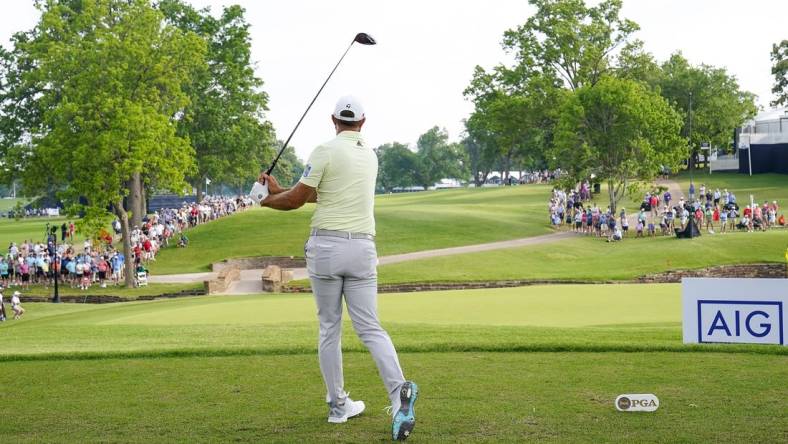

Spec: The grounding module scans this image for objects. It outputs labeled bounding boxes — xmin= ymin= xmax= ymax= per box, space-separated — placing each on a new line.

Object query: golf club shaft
xmin=265 ymin=39 xmax=356 ymax=175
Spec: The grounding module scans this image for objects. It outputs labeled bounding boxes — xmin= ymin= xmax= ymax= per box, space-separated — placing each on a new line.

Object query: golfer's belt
xmin=310 ymin=228 xmax=375 ymax=241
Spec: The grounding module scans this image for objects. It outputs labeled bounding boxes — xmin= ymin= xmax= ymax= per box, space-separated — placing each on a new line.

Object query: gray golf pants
xmin=305 ymin=234 xmax=405 ymax=405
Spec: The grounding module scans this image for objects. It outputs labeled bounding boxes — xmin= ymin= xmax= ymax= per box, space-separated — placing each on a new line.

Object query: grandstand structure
xmin=736 ymin=107 xmax=788 ymax=174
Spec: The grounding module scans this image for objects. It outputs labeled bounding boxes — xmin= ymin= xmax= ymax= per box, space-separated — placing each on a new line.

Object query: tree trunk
xmin=503 ymin=147 xmax=513 ymax=185
xmin=127 ymin=172 xmax=143 ymax=227
xmin=195 ymin=179 xmax=204 ymax=202
xmin=140 ymin=184 xmax=147 ymax=218
xmin=608 ymin=179 xmax=617 ymax=214
xmin=688 ymin=150 xmax=698 ymax=172
xmin=113 ymin=201 xmax=136 ymax=288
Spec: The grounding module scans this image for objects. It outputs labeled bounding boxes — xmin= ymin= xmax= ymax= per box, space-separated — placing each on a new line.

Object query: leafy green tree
xmin=413 ymin=127 xmax=467 ymax=189
xmin=464 ymin=65 xmax=563 ymax=184
xmin=11 ymin=0 xmax=205 ymax=287
xmin=615 ymin=40 xmax=663 ymax=89
xmin=771 ymin=40 xmax=788 ymax=106
xmin=376 ymin=142 xmax=418 ymax=192
xmin=461 ymin=122 xmax=496 ymax=187
xmin=659 ymin=53 xmax=756 ymax=167
xmin=272 ymin=141 xmax=304 ymax=187
xmin=0 ymin=29 xmax=46 ymax=189
xmin=159 ymin=0 xmax=276 ymax=200
xmin=553 ymin=76 xmax=685 ymax=213
xmin=502 ymin=0 xmax=639 ymax=91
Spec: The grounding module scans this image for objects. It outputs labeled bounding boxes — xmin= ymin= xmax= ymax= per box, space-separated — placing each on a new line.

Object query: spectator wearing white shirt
xmin=11 ymin=291 xmax=24 ymax=320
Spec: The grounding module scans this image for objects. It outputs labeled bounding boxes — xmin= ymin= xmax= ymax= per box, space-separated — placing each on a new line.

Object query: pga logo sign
xmin=615 ymin=394 xmax=659 ymax=412
xmin=682 ymin=279 xmax=787 ymax=346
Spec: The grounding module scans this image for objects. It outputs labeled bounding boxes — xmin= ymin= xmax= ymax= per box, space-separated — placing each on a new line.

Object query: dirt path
xmin=657 ymin=178 xmax=685 ymax=202
xmin=377 ymin=231 xmax=577 ymax=266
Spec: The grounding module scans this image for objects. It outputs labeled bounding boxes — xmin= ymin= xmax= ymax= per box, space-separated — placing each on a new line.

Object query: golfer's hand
xmin=258 ymin=173 xmax=284 ymax=195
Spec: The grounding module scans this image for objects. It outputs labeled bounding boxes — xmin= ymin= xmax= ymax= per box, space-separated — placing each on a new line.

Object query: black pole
xmin=689 ymin=91 xmax=694 ymax=187
xmin=47 ymin=224 xmax=60 ymax=303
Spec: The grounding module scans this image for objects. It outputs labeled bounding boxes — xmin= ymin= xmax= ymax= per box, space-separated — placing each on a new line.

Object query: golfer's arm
xmin=263 ymin=182 xmax=317 ymax=210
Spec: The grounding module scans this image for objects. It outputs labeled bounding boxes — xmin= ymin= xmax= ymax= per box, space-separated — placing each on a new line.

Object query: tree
xmin=376 ymin=142 xmax=418 ymax=192
xmin=0 ymin=29 xmax=47 ymax=190
xmin=413 ymin=127 xmax=466 ymax=189
xmin=159 ymin=1 xmax=276 ymax=201
xmin=460 ymin=123 xmax=496 ymax=187
xmin=659 ymin=53 xmax=756 ymax=167
xmin=502 ymin=0 xmax=639 ymax=91
xmin=553 ymin=76 xmax=685 ymax=213
xmin=771 ymin=40 xmax=788 ymax=107
xmin=464 ymin=65 xmax=563 ymax=183
xmin=615 ymin=40 xmax=663 ymax=89
xmin=11 ymin=0 xmax=205 ymax=287
xmin=272 ymin=141 xmax=304 ymax=187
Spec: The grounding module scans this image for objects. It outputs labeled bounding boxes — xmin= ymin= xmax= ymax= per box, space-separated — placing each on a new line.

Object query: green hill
xmin=150 ymin=185 xmax=554 ymax=274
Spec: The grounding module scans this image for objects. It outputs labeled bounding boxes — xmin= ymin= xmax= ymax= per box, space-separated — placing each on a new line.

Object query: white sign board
xmin=682 ymin=278 xmax=787 ymax=345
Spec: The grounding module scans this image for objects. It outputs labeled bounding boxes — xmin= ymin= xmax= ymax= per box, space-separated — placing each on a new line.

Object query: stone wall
xmin=206 ymin=266 xmax=241 ymax=294
xmin=212 ymin=256 xmax=305 ymax=272
xmin=636 ymin=263 xmax=786 ymax=283
xmin=283 ymin=279 xmax=614 ymax=294
xmin=19 ymin=287 xmax=207 ymax=304
xmin=262 ymin=265 xmax=294 ymax=293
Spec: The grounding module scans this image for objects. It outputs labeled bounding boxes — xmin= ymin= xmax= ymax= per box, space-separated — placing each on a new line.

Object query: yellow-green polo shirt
xmin=299 ymin=131 xmax=378 ymax=235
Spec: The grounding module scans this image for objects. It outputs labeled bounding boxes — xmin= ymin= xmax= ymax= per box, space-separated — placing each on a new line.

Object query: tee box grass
xmin=0 ymin=285 xmax=785 ymax=442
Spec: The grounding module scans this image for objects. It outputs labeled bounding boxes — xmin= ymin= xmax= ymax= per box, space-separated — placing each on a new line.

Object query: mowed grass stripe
xmin=2 ymin=341 xmax=786 ymax=363
xmin=5 ymin=284 xmax=681 ymax=327
xmin=2 ymin=285 xmax=786 ymax=361
xmin=0 ymin=352 xmax=785 ymax=443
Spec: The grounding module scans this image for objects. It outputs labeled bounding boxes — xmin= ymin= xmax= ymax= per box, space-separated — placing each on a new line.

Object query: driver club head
xmin=354 ymin=33 xmax=376 ymax=45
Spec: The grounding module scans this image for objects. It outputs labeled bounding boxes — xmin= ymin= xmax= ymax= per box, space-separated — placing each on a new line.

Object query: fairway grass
xmin=149 ymin=185 xmax=554 ymax=274
xmin=3 ymin=284 xmax=785 ymax=359
xmin=375 ymin=230 xmax=788 ymax=285
xmin=0 ymin=286 xmax=785 ymax=442
xmin=0 ymin=216 xmax=87 ymax=249
xmin=673 ymin=171 xmax=787 ymax=204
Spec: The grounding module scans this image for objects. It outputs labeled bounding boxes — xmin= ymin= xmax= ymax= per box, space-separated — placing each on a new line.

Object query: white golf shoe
xmin=327 ymin=397 xmax=365 ymax=424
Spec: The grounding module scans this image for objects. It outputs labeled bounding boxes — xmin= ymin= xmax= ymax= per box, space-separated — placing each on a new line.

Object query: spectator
xmin=608 ymin=226 xmax=623 ymax=242
xmin=0 ymin=286 xmax=6 ymax=322
xmin=11 ymin=291 xmax=24 ymax=320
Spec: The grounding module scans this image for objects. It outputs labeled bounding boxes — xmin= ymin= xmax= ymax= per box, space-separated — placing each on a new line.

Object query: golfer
xmin=258 ymin=96 xmax=418 ymax=440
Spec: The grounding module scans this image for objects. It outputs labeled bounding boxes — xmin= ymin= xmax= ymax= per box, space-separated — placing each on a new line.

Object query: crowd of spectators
xmin=549 ymin=182 xmax=784 ymax=242
xmin=1 ymin=195 xmax=254 ymax=292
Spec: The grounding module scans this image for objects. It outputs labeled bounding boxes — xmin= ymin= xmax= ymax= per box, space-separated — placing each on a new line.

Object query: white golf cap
xmin=333 ymin=95 xmax=365 ymax=122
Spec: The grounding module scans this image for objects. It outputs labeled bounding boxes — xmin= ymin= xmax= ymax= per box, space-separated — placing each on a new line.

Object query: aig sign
xmin=683 ymin=278 xmax=787 ymax=346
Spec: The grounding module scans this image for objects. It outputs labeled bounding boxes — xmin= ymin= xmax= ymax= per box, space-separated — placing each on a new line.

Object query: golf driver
xmin=250 ymin=32 xmax=377 ymax=204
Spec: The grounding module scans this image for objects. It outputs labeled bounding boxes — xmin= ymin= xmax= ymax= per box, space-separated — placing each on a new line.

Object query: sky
xmin=1 ymin=0 xmax=786 ymax=163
